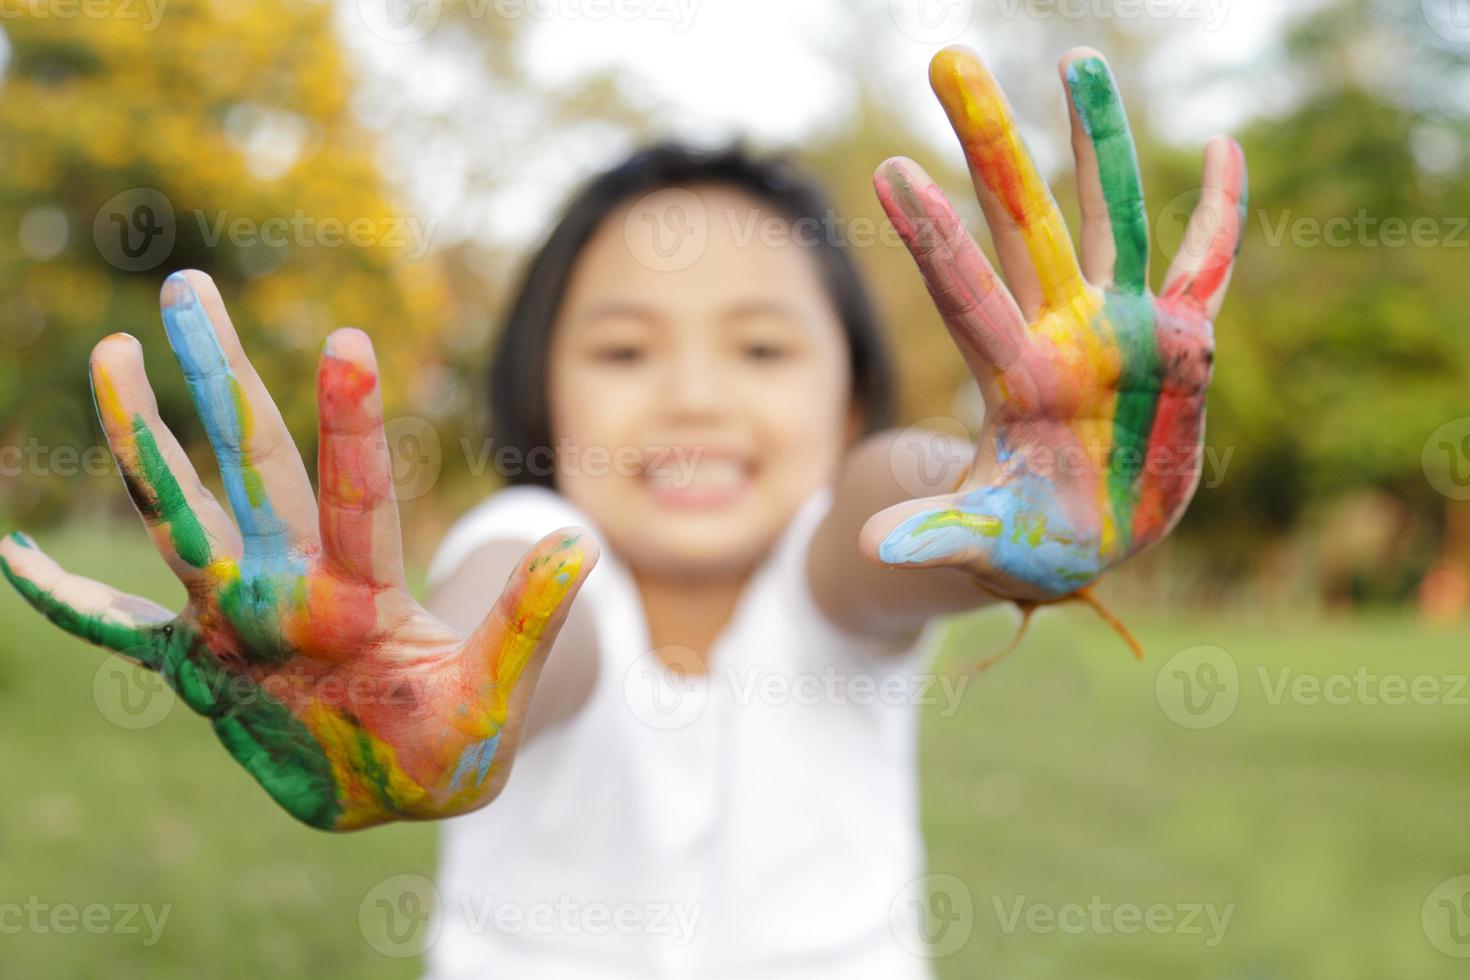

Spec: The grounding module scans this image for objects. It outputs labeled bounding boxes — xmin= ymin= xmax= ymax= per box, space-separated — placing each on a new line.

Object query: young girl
xmin=0 ymin=46 xmax=1245 ymax=978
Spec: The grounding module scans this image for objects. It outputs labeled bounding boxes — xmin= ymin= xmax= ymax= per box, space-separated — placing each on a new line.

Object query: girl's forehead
xmin=569 ymin=297 xmax=812 ymax=328
xmin=565 ymin=190 xmax=834 ymax=312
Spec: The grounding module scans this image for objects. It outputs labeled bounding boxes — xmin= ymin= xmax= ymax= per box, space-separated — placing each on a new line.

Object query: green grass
xmin=1 ymin=518 xmax=1467 ymax=978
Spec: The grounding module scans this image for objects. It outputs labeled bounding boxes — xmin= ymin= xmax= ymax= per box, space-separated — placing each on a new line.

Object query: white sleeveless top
xmin=421 ymin=482 xmax=944 ymax=979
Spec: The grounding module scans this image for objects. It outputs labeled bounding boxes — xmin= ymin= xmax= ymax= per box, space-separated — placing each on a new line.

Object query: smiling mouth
xmin=640 ymin=450 xmax=755 ymax=509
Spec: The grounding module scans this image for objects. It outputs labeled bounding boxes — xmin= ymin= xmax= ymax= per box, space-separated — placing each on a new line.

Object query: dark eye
xmin=744 ymin=343 xmax=787 ymax=361
xmin=595 ymin=345 xmax=644 ymax=363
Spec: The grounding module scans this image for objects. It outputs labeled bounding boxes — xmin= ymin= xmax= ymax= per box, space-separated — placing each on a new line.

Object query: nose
xmin=663 ymin=335 xmax=730 ymax=419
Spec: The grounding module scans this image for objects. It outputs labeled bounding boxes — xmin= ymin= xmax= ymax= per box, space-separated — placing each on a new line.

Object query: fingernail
xmin=7 ymin=531 xmax=36 ymax=549
xmin=160 ymin=270 xmax=198 ymax=310
xmin=323 ymin=327 xmax=371 ymax=361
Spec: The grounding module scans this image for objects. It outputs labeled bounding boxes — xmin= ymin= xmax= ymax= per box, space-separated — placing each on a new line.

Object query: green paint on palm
xmin=216 ymin=573 xmax=296 ymax=665
xmin=151 ymin=626 xmax=341 ymax=828
xmin=213 ymin=703 xmax=342 ymax=830
xmin=1067 ymin=57 xmax=1148 ymax=294
xmin=353 ymin=726 xmax=408 ymax=812
xmin=0 ymin=551 xmax=343 ymax=827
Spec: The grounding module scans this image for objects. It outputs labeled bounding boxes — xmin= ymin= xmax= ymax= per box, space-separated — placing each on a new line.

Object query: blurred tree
xmin=1164 ymin=0 xmax=1470 ymax=601
xmin=6 ymin=0 xmax=1462 ymax=609
xmin=337 ymin=0 xmax=656 ymax=537
xmin=0 ymin=0 xmax=449 ymax=528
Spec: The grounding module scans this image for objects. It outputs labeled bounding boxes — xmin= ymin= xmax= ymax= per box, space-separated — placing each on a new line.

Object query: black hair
xmin=487 ymin=140 xmax=896 ymax=488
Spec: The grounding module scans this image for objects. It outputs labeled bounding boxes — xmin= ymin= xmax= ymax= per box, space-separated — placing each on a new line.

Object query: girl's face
xmin=548 ymin=182 xmax=861 ymax=580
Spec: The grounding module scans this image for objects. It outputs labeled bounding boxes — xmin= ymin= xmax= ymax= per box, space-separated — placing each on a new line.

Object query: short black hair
xmin=487 ymin=140 xmax=896 ymax=488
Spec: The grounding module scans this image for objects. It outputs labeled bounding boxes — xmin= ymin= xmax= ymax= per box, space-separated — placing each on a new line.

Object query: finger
xmin=929 ymin=45 xmax=1086 ymax=318
xmin=0 ymin=531 xmax=173 ymax=664
xmin=90 ymin=333 xmax=243 ymax=585
xmin=874 ymin=156 xmax=1028 ymax=376
xmin=457 ymin=528 xmax=599 ymax=748
xmin=1061 ymin=48 xmax=1149 ymax=293
xmin=316 ymin=328 xmax=404 ymax=589
xmin=860 ymin=482 xmax=1100 ymax=600
xmin=1161 ymin=137 xmax=1248 ymax=319
xmin=159 ymin=270 xmax=320 ymax=567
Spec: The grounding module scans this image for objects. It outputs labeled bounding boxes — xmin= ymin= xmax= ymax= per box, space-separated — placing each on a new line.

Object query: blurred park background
xmin=0 ymin=0 xmax=1468 ymax=977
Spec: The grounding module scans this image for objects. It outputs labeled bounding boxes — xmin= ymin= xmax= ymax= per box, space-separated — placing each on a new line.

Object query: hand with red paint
xmin=0 ymin=270 xmax=598 ymax=830
xmin=862 ymin=46 xmax=1246 ymax=604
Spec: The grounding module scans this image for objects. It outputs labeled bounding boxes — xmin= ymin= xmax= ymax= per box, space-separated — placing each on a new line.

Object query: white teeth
xmin=646 ymin=458 xmax=746 ymax=490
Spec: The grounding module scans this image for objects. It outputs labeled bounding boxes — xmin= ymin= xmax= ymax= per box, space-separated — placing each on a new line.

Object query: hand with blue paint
xmin=863 ymin=46 xmax=1247 ymax=605
xmin=0 ymin=270 xmax=599 ymax=830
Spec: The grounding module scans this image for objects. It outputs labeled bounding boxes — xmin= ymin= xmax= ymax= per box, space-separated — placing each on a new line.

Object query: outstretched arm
xmin=808 ymin=427 xmax=1002 ymax=641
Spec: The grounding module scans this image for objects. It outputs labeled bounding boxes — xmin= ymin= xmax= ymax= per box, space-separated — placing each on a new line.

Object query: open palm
xmin=0 ymin=271 xmax=597 ymax=830
xmin=864 ymin=46 xmax=1247 ymax=601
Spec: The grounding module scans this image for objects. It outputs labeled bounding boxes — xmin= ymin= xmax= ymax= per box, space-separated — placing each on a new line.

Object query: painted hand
xmin=0 ymin=271 xmax=598 ymax=830
xmin=865 ymin=46 xmax=1246 ymax=602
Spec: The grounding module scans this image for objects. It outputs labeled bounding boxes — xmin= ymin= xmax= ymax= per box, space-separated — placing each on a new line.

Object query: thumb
xmin=0 ymin=530 xmax=173 ymax=663
xmin=460 ymin=527 xmax=599 ymax=738
xmin=859 ymin=482 xmax=1099 ymax=600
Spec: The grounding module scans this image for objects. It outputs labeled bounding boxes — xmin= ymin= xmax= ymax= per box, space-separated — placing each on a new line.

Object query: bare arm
xmin=807 ymin=427 xmax=1002 ymax=645
xmin=426 ymin=539 xmax=601 ymax=741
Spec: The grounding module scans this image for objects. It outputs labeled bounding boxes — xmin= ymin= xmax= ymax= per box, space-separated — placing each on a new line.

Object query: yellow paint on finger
xmin=228 ymin=376 xmax=269 ymax=508
xmin=461 ymin=538 xmax=586 ymax=738
xmin=91 ymin=364 xmax=133 ymax=437
xmin=930 ymin=49 xmax=1085 ymax=310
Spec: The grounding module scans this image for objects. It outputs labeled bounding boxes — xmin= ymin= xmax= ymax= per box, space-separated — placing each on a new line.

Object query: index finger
xmin=930 ymin=46 xmax=1086 ymax=316
xmin=160 ymin=271 xmax=321 ymax=569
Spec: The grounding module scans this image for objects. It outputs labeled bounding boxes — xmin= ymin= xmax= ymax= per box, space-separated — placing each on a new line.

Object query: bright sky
xmin=337 ymin=0 xmax=1319 ymax=247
